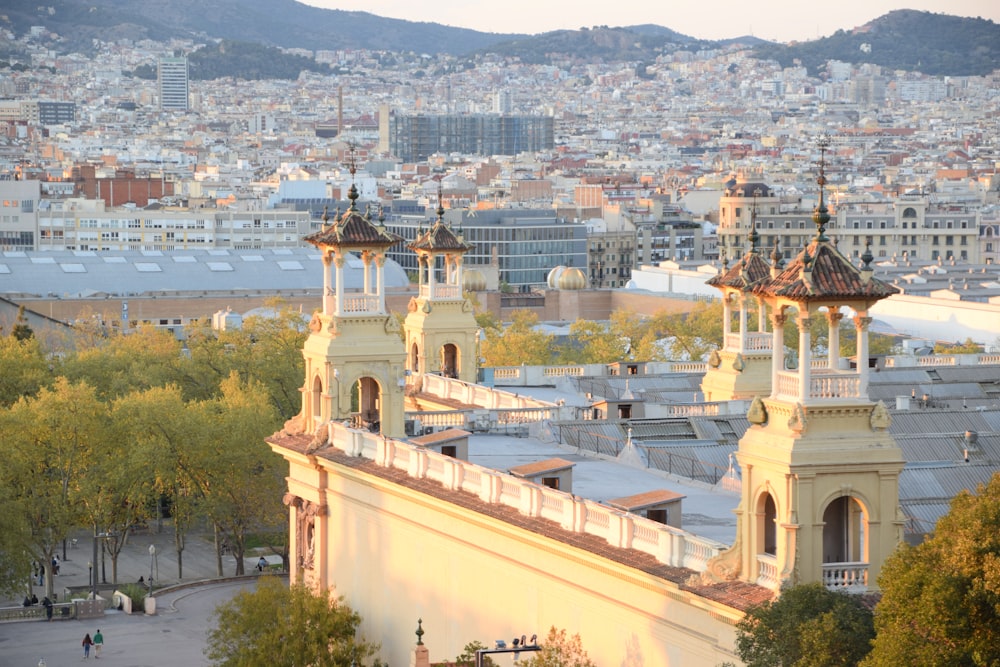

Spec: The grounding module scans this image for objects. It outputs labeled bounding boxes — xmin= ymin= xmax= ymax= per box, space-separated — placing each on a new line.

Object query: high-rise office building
xmin=387 ymin=112 xmax=554 ymax=162
xmin=158 ymin=57 xmax=189 ymax=111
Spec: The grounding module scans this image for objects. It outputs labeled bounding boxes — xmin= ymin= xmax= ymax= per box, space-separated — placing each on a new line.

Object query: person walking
xmin=93 ymin=629 xmax=104 ymax=659
xmin=41 ymin=596 xmax=53 ymax=621
xmin=82 ymin=633 xmax=94 ymax=659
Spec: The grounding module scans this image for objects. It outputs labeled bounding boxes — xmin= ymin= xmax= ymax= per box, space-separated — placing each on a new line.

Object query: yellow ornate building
xmin=268 ymin=153 xmax=906 ymax=664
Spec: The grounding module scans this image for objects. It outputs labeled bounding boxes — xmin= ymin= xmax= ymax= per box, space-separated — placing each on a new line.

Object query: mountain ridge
xmin=0 ymin=2 xmax=996 ymax=76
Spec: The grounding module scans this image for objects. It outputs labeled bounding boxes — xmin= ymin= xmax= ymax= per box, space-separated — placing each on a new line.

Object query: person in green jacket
xmin=93 ymin=629 xmax=104 ymax=658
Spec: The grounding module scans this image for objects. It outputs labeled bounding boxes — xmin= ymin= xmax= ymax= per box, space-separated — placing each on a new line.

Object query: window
xmin=946 ymin=236 xmax=953 ymax=246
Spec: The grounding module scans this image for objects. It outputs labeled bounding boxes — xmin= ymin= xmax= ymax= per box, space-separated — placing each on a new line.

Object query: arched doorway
xmin=441 ymin=343 xmax=458 ymax=378
xmin=822 ymin=496 xmax=867 ymax=564
xmin=410 ymin=342 xmax=420 ymax=374
xmin=312 ymin=375 xmax=323 ymax=423
xmin=353 ymin=376 xmax=382 ymax=433
xmin=759 ymin=492 xmax=776 ymax=556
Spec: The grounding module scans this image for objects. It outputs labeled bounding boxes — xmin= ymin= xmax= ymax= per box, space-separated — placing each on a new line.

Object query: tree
xmin=206 ymin=577 xmax=380 ymax=666
xmin=115 ymin=385 xmax=206 ymax=579
xmin=0 ymin=378 xmax=108 ymax=598
xmin=863 ymin=473 xmax=1000 ymax=666
xmin=734 ymin=583 xmax=874 ymax=667
xmin=516 ymin=627 xmax=596 ymax=667
xmin=196 ymin=374 xmax=285 ymax=576
xmin=482 ymin=310 xmax=555 ymax=367
xmin=933 ymin=337 xmax=983 ymax=355
xmin=454 ymin=641 xmax=495 ymax=666
xmin=0 ymin=334 xmax=50 ymax=407
xmin=10 ymin=304 xmax=34 ymax=340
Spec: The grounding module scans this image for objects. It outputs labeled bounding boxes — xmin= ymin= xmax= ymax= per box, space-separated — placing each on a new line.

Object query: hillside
xmin=0 ymin=2 xmax=996 ymax=77
xmin=0 ymin=0 xmax=519 ymax=55
xmin=752 ymin=10 xmax=1000 ymax=76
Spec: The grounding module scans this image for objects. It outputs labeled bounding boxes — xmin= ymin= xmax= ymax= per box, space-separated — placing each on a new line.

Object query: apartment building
xmin=717 ymin=178 xmax=980 ymax=263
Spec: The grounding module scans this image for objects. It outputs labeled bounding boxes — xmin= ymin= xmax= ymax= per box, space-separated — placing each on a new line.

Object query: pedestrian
xmin=256 ymin=556 xmax=267 ymax=572
xmin=82 ymin=633 xmax=94 ymax=659
xmin=42 ymin=596 xmax=52 ymax=621
xmin=37 ymin=564 xmax=44 ymax=586
xmin=23 ymin=595 xmax=31 ymax=607
xmin=31 ymin=593 xmax=38 ymax=605
xmin=93 ymin=629 xmax=103 ymax=659
xmin=51 ymin=555 xmax=60 ymax=576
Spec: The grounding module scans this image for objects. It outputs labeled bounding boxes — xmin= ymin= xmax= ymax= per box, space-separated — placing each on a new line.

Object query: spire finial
xmin=748 ymin=188 xmax=761 ymax=254
xmin=770 ymin=238 xmax=783 ymax=269
xmin=812 ymin=135 xmax=831 ymax=241
xmin=861 ymin=238 xmax=874 ymax=269
xmin=415 ymin=619 xmax=425 ymax=646
xmin=436 ymin=183 xmax=445 ymax=221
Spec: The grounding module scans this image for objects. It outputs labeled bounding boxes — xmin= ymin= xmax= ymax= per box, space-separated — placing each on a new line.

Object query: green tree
xmin=116 ymin=385 xmax=206 ymax=579
xmin=482 ymin=310 xmax=555 ymax=367
xmin=933 ymin=337 xmax=983 ymax=355
xmin=560 ymin=319 xmax=627 ymax=364
xmin=455 ymin=641 xmax=495 ymax=666
xmin=1 ymin=378 xmax=107 ymax=598
xmin=516 ymin=627 xmax=596 ymax=667
xmin=11 ymin=304 xmax=34 ymax=340
xmin=206 ymin=577 xmax=380 ymax=666
xmin=863 ymin=473 xmax=1000 ymax=667
xmin=0 ymin=334 xmax=50 ymax=406
xmin=735 ymin=583 xmax=874 ymax=667
xmin=196 ymin=374 xmax=285 ymax=576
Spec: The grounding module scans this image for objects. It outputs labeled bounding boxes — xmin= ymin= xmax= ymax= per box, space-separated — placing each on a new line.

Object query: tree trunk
xmin=213 ymin=524 xmax=224 ymax=577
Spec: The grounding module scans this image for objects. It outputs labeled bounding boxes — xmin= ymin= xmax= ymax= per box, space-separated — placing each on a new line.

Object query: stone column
xmin=770 ymin=311 xmax=785 ymax=398
xmin=738 ymin=294 xmax=748 ymax=354
xmin=827 ymin=311 xmax=843 ymax=369
xmin=376 ymin=255 xmax=387 ymax=313
xmin=798 ymin=314 xmax=811 ymax=402
xmin=855 ymin=314 xmax=871 ymax=398
xmin=322 ymin=253 xmax=333 ymax=315
xmin=334 ymin=255 xmax=345 ymax=316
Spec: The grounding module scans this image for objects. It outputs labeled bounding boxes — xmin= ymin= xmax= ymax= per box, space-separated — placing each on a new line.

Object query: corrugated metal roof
xmin=0 ymin=248 xmax=409 ymax=298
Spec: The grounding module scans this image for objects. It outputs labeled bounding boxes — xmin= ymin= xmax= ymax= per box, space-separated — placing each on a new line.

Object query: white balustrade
xmin=419 ymin=284 xmax=462 ymax=299
xmin=340 ymin=294 xmax=380 ymax=313
xmin=822 ymin=562 xmax=869 ymax=592
xmin=724 ymin=333 xmax=741 ymax=350
xmin=744 ymin=331 xmax=773 ymax=351
xmin=756 ymin=553 xmax=779 ymax=589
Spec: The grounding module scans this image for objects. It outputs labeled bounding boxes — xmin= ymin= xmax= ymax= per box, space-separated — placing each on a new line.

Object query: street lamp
xmin=148 ymin=544 xmax=156 ymax=597
xmin=87 ymin=562 xmax=93 ymax=599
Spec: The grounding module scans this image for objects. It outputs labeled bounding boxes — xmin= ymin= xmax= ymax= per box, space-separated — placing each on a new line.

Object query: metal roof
xmin=0 ymin=248 xmax=410 ymax=299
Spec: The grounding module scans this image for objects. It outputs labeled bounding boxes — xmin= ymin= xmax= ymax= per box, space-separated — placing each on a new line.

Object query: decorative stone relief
xmin=309 ymin=312 xmax=323 ymax=332
xmin=732 ymin=352 xmax=745 ymax=372
xmin=869 ymin=400 xmax=892 ymax=431
xmin=384 ymin=315 xmax=400 ymax=334
xmin=407 ymin=297 xmax=418 ymax=313
xmin=708 ymin=349 xmax=721 ymax=368
xmin=747 ymin=396 xmax=768 ymax=425
xmin=788 ymin=402 xmax=807 ymax=433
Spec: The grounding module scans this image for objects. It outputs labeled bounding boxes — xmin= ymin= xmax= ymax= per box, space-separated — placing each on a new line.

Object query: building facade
xmin=158 ymin=57 xmax=189 ymax=111
xmin=387 ymin=112 xmax=554 ymax=162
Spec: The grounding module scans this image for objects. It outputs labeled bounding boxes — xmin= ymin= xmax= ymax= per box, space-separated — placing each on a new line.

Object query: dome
xmin=463 ymin=268 xmax=487 ymax=292
xmin=546 ymin=266 xmax=567 ymax=289
xmin=557 ymin=267 xmax=587 ymax=290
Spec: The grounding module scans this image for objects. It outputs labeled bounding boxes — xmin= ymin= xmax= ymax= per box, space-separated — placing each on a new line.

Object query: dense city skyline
xmin=302 ymin=0 xmax=999 ymax=43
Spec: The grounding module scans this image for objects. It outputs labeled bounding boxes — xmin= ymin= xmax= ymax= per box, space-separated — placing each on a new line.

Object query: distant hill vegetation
xmin=753 ymin=10 xmax=1000 ymax=76
xmin=1 ymin=1 xmax=997 ymax=77
xmin=130 ymin=40 xmax=331 ymax=81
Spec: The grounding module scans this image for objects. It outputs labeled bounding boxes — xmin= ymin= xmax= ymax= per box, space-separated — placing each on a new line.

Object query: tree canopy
xmin=735 ymin=582 xmax=875 ymax=667
xmin=516 ymin=627 xmax=596 ymax=667
xmin=863 ymin=473 xmax=1000 ymax=666
xmin=206 ymin=577 xmax=380 ymax=666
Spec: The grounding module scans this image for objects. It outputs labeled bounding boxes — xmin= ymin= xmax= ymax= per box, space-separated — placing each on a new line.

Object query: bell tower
xmin=702 ymin=197 xmax=775 ymax=402
xmin=299 ymin=182 xmax=407 ymax=438
xmin=709 ymin=138 xmax=905 ymax=593
xmin=403 ymin=195 xmax=478 ymax=384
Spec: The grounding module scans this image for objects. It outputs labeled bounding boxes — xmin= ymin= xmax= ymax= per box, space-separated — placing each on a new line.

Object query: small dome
xmin=463 ymin=268 xmax=486 ymax=292
xmin=558 ymin=267 xmax=587 ymax=290
xmin=546 ymin=266 xmax=567 ymax=289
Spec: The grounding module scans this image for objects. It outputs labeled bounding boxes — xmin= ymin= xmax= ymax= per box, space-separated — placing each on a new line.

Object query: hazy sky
xmin=300 ymin=0 xmax=998 ymax=43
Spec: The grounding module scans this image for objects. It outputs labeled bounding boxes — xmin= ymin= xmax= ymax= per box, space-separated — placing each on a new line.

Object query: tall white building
xmin=158 ymin=57 xmax=189 ymax=111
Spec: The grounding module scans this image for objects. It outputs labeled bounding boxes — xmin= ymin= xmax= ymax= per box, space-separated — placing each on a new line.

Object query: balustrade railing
xmin=419 ymin=284 xmax=462 ymax=299
xmin=327 ymin=421 xmax=727 ymax=577
xmin=756 ymin=553 xmax=779 ymax=589
xmin=340 ymin=295 xmax=380 ymax=313
xmin=822 ymin=562 xmax=869 ymax=592
xmin=775 ymin=371 xmax=861 ymax=400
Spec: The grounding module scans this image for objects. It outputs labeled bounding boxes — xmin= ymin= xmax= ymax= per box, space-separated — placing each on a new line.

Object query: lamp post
xmin=87 ymin=562 xmax=93 ymax=599
xmin=147 ymin=544 xmax=156 ymax=597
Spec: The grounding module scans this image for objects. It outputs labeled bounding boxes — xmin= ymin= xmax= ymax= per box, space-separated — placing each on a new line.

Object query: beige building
xmin=717 ymin=177 xmax=980 ymax=265
xmin=266 ymin=165 xmax=913 ymax=664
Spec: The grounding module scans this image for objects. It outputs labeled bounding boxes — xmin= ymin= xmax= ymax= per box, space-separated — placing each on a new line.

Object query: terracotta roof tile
xmin=409 ymin=220 xmax=473 ymax=253
xmin=754 ymin=238 xmax=899 ymax=301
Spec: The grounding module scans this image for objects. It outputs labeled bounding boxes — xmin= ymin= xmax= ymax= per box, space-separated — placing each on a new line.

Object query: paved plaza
xmin=0 ymin=528 xmax=270 ymax=666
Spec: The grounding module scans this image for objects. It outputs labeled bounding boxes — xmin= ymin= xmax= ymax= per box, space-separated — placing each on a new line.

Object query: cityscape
xmin=1 ymin=2 xmax=1000 ymax=665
